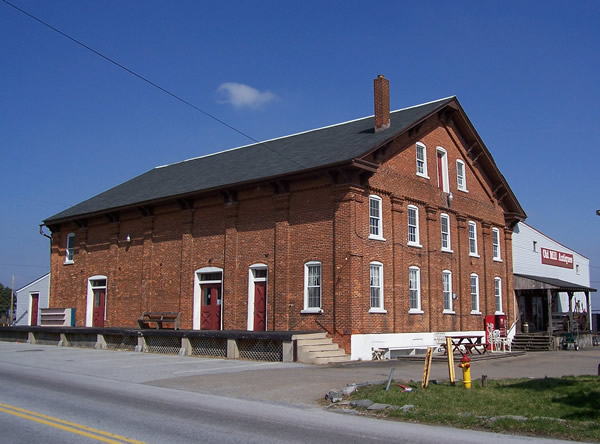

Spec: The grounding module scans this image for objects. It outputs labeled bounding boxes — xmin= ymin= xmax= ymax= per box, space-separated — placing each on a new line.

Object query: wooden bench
xmin=137 ymin=312 xmax=181 ymax=330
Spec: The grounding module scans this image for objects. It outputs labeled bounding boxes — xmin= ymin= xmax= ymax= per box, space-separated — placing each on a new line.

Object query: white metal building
xmin=15 ymin=273 xmax=50 ymax=326
xmin=512 ymin=223 xmax=594 ymax=334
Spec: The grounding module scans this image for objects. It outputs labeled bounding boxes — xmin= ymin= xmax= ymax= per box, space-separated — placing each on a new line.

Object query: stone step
xmin=303 ymin=348 xmax=347 ymax=359
xmin=291 ymin=332 xmax=328 ymax=341
xmin=300 ymin=343 xmax=340 ymax=352
xmin=295 ymin=338 xmax=334 ymax=347
xmin=312 ymin=355 xmax=351 ymax=365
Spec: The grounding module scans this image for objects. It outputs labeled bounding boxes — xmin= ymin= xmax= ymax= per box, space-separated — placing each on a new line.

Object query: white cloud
xmin=217 ymin=82 xmax=276 ymax=109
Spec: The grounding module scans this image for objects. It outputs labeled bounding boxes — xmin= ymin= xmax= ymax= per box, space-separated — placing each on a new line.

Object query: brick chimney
xmin=374 ymin=74 xmax=390 ymax=132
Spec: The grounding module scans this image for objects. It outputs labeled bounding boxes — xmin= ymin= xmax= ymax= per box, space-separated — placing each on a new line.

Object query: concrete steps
xmin=511 ymin=334 xmax=553 ymax=352
xmin=293 ymin=332 xmax=351 ymax=365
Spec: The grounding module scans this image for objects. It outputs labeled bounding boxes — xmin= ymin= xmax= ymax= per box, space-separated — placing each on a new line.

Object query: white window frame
xmin=368 ymin=195 xmax=385 ymax=241
xmin=65 ymin=232 xmax=75 ymax=264
xmin=492 ymin=227 xmax=502 ymax=261
xmin=369 ymin=262 xmax=386 ymax=313
xmin=415 ymin=142 xmax=429 ymax=178
xmin=86 ymin=275 xmax=107 ymax=327
xmin=193 ymin=267 xmax=224 ymax=330
xmin=247 ymin=263 xmax=268 ymax=331
xmin=409 ymin=266 xmax=422 ymax=313
xmin=494 ymin=277 xmax=503 ymax=314
xmin=442 ymin=270 xmax=454 ymax=313
xmin=470 ymin=273 xmax=480 ymax=314
xmin=302 ymin=261 xmax=323 ymax=313
xmin=436 ymin=147 xmax=449 ymax=193
xmin=407 ymin=205 xmax=421 ymax=247
xmin=456 ymin=159 xmax=467 ymax=192
xmin=440 ymin=213 xmax=452 ymax=252
xmin=468 ymin=221 xmax=479 ymax=257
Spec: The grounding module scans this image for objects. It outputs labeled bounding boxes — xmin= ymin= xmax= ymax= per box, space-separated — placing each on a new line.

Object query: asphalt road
xmin=1 ymin=341 xmax=596 ymax=443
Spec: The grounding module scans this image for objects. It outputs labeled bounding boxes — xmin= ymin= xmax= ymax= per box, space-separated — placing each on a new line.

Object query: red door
xmin=92 ymin=289 xmax=105 ymax=327
xmin=30 ymin=294 xmax=39 ymax=326
xmin=253 ymin=282 xmax=266 ymax=331
xmin=200 ymin=284 xmax=221 ymax=330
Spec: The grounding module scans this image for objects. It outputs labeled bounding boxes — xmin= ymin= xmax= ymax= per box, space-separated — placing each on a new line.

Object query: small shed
xmin=15 ymin=273 xmax=50 ymax=326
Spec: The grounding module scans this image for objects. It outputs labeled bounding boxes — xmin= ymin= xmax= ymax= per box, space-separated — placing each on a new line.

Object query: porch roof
xmin=514 ymin=273 xmax=597 ymax=293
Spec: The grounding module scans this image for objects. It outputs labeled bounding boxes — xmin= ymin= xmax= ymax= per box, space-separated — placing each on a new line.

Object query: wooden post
xmin=446 ymin=337 xmax=456 ymax=386
xmin=422 ymin=347 xmax=434 ymax=388
xmin=482 ymin=374 xmax=488 ymax=387
xmin=547 ymin=289 xmax=553 ymax=337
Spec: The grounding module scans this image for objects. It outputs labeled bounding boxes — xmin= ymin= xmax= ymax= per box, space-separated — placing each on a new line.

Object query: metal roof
xmin=514 ymin=273 xmax=597 ymax=292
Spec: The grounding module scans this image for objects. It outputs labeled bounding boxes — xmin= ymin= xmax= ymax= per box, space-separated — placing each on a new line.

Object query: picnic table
xmin=443 ymin=334 xmax=487 ymax=356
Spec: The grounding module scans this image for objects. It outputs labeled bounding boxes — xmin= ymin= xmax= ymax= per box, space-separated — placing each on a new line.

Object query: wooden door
xmin=200 ymin=284 xmax=221 ymax=330
xmin=30 ymin=294 xmax=39 ymax=326
xmin=92 ymin=289 xmax=105 ymax=327
xmin=253 ymin=281 xmax=266 ymax=331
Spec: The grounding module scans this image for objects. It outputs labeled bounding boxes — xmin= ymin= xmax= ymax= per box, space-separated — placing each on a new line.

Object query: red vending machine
xmin=495 ymin=314 xmax=507 ymax=337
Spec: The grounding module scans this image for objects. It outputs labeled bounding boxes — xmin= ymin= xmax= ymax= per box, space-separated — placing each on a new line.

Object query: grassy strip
xmin=348 ymin=375 xmax=600 ymax=442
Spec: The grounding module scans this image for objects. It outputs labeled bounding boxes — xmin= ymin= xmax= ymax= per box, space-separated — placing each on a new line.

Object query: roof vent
xmin=374 ymin=74 xmax=390 ymax=132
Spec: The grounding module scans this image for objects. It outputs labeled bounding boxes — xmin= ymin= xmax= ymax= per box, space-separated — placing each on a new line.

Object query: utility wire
xmin=1 ymin=0 xmax=306 ymax=169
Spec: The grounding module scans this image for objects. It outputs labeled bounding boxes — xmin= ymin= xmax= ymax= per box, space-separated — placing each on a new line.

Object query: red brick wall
xmin=48 ymin=113 xmax=516 ymax=354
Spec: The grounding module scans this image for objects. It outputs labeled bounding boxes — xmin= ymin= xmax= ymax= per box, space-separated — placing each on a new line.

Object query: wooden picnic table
xmin=444 ymin=334 xmax=488 ymax=356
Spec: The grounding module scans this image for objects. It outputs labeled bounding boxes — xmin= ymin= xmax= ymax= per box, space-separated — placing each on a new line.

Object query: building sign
xmin=541 ymin=247 xmax=574 ymax=269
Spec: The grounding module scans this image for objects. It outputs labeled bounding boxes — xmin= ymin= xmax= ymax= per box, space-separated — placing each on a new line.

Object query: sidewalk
xmin=149 ymin=348 xmax=600 ymax=406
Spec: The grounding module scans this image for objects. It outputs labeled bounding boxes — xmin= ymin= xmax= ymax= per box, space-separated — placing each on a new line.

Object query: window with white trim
xmin=416 ymin=142 xmax=428 ymax=178
xmin=369 ymin=195 xmax=384 ymax=240
xmin=369 ymin=262 xmax=385 ymax=312
xmin=494 ymin=277 xmax=503 ymax=313
xmin=409 ymin=266 xmax=421 ymax=312
xmin=443 ymin=270 xmax=453 ymax=312
xmin=65 ymin=233 xmax=75 ymax=264
xmin=468 ymin=221 xmax=478 ymax=256
xmin=440 ymin=213 xmax=451 ymax=251
xmin=436 ymin=147 xmax=449 ymax=193
xmin=407 ymin=205 xmax=420 ymax=246
xmin=456 ymin=159 xmax=467 ymax=191
xmin=470 ymin=273 xmax=480 ymax=313
xmin=303 ymin=262 xmax=322 ymax=312
xmin=492 ymin=227 xmax=502 ymax=261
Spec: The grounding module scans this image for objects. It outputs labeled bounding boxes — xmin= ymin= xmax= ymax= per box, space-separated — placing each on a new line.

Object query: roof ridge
xmin=156 ymin=96 xmax=456 ymax=169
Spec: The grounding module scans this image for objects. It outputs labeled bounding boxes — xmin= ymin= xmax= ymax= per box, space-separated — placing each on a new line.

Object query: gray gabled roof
xmin=45 ymin=97 xmax=455 ymax=224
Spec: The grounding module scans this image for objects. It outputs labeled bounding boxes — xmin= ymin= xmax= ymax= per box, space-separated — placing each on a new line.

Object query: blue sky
xmin=1 ymin=1 xmax=599 ymax=307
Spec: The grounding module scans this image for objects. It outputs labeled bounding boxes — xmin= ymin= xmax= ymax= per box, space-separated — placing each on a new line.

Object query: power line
xmin=1 ymin=0 xmax=306 ymax=170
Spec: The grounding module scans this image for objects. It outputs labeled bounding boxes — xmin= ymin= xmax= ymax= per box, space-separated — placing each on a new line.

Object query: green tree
xmin=0 ymin=283 xmax=16 ymax=317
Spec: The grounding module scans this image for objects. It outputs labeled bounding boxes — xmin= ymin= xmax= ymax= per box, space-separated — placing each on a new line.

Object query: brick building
xmin=44 ymin=76 xmax=525 ymax=359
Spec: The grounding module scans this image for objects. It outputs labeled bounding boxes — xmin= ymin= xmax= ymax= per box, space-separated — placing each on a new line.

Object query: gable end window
xmin=468 ymin=221 xmax=479 ymax=257
xmin=368 ymin=195 xmax=384 ymax=240
xmin=407 ymin=205 xmax=421 ymax=247
xmin=409 ymin=266 xmax=422 ymax=313
xmin=440 ymin=213 xmax=452 ymax=252
xmin=442 ymin=270 xmax=453 ymax=313
xmin=494 ymin=277 xmax=503 ymax=314
xmin=436 ymin=147 xmax=449 ymax=193
xmin=65 ymin=233 xmax=75 ymax=264
xmin=492 ymin=227 xmax=502 ymax=261
xmin=456 ymin=159 xmax=467 ymax=192
xmin=470 ymin=273 xmax=480 ymax=314
xmin=369 ymin=262 xmax=386 ymax=313
xmin=416 ymin=142 xmax=429 ymax=178
xmin=302 ymin=262 xmax=322 ymax=313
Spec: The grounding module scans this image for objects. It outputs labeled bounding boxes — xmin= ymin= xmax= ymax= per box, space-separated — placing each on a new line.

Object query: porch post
xmin=567 ymin=291 xmax=574 ymax=332
xmin=585 ymin=291 xmax=592 ymax=331
xmin=547 ymin=289 xmax=553 ymax=337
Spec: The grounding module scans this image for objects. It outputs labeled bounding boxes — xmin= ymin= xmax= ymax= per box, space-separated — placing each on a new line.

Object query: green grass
xmin=349 ymin=375 xmax=600 ymax=441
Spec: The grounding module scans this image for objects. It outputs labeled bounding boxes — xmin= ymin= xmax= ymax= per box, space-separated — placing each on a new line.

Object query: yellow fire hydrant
xmin=458 ymin=354 xmax=471 ymax=389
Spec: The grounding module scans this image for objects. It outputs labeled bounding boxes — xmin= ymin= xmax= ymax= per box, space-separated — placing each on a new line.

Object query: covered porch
xmin=514 ymin=274 xmax=596 ymax=337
